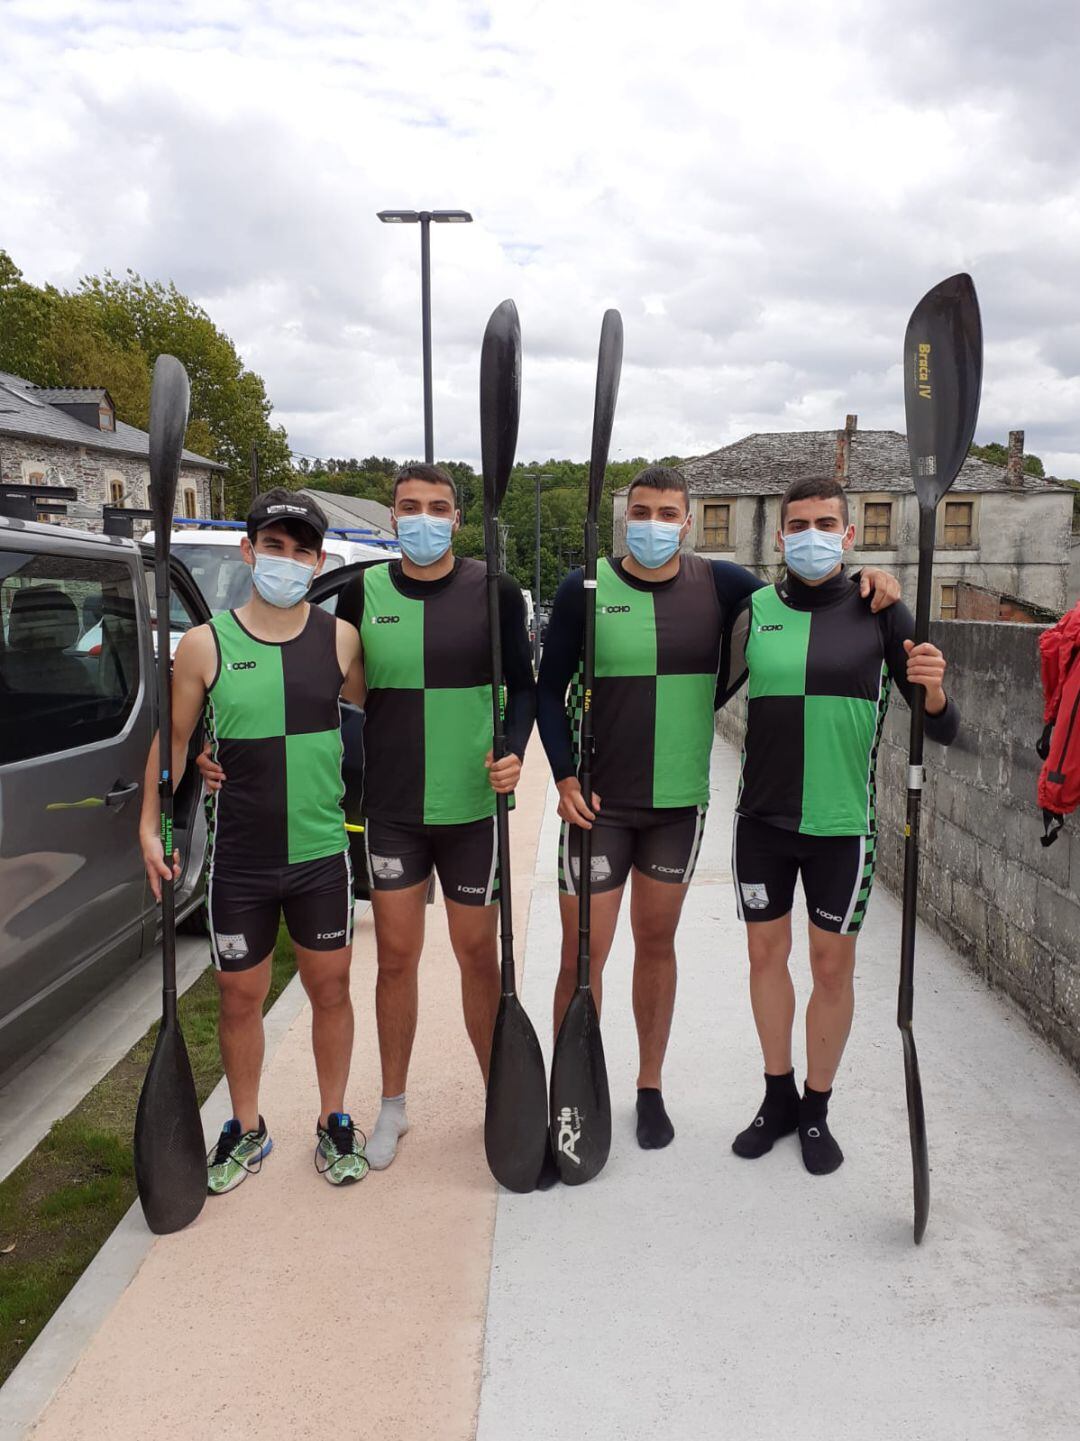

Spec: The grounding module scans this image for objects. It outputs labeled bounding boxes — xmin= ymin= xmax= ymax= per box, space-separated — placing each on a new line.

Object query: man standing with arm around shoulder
xmin=718 ymin=475 xmax=960 ymax=1175
xmin=140 ymin=490 xmax=369 ymax=1194
xmin=333 ymin=463 xmax=536 ymax=1170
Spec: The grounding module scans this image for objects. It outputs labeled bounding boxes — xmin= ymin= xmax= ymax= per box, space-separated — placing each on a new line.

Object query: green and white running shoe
xmin=207 ymin=1117 xmax=272 ymax=1195
xmin=315 ymin=1112 xmax=369 ymax=1186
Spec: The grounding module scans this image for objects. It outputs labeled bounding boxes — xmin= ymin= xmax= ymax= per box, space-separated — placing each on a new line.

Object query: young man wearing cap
xmin=333 ymin=463 xmax=536 ymax=1170
xmin=537 ymin=465 xmax=901 ymax=1155
xmin=718 ymin=475 xmax=959 ymax=1175
xmin=141 ymin=488 xmax=369 ymax=1193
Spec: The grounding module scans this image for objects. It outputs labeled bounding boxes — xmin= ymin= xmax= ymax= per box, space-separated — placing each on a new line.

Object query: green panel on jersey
xmin=360 ymin=565 xmax=425 ymax=689
xmin=746 ymin=589 xmax=810 ymax=699
xmin=423 ymin=684 xmax=496 ymax=824
xmin=801 ymin=694 xmax=880 ymax=835
xmin=285 ymin=729 xmax=347 ymax=864
xmin=211 ymin=613 xmax=285 ymax=739
xmin=653 ymin=672 xmax=715 ymax=807
xmin=595 ymin=562 xmax=655 ymax=678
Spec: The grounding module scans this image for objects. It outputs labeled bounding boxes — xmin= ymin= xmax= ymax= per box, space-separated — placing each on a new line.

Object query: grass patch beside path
xmin=0 ymin=924 xmax=298 ymax=1387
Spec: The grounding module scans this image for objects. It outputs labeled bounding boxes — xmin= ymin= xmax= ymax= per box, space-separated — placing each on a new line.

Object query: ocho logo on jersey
xmin=601 ymin=604 xmax=631 ymax=614
xmin=227 ymin=660 xmax=258 ymax=671
xmin=756 ymin=624 xmax=784 ymax=634
xmin=374 ymin=615 xmax=400 ymax=625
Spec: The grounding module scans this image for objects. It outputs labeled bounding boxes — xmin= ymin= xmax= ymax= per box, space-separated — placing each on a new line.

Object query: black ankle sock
xmin=636 ymin=1089 xmax=675 ymax=1150
xmin=732 ymin=1070 xmax=800 ymax=1159
xmin=535 ymin=1134 xmax=561 ymax=1191
xmin=799 ymin=1085 xmax=844 ymax=1175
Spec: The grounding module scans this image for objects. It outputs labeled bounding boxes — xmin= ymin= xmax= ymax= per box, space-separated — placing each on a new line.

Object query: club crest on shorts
xmin=554 ymin=1105 xmax=582 ymax=1165
xmin=740 ymin=881 xmax=770 ymax=910
xmin=215 ymin=933 xmax=249 ymax=962
xmin=569 ymin=854 xmax=612 ymax=883
xmin=371 ymin=854 xmax=405 ymax=880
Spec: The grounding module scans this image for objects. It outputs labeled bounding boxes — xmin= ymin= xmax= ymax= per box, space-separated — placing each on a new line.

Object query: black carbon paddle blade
xmin=485 ymin=995 xmax=549 ymax=1193
xmin=480 ymin=299 xmax=522 ymax=520
xmin=550 ymin=989 xmax=611 ymax=1185
xmin=903 ymin=274 xmax=983 ymax=510
xmin=587 ymin=309 xmax=623 ymax=523
xmin=902 ymin=1028 xmax=930 ymax=1244
xmin=133 ymin=1019 xmax=206 ymax=1234
xmin=148 ymin=354 xmax=191 ymax=549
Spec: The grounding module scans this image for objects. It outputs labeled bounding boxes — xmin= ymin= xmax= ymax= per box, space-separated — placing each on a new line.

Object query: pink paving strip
xmin=30 ymin=747 xmax=550 ymax=1441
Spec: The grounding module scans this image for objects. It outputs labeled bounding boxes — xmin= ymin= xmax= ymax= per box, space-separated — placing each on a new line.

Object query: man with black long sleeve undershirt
xmin=717 ymin=474 xmax=959 ymax=1175
xmin=537 ymin=465 xmax=901 ymax=1154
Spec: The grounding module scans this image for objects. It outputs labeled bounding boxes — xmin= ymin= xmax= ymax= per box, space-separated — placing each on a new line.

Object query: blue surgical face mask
xmin=625 ymin=519 xmax=684 ymax=569
xmin=782 ymin=527 xmax=845 ymax=582
xmin=396 ymin=514 xmax=454 ymax=567
xmin=250 ymin=552 xmax=316 ymax=608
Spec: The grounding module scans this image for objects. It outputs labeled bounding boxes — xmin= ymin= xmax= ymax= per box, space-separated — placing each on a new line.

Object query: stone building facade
xmin=613 ymin=420 xmax=1074 ymax=618
xmin=0 ymin=372 xmax=221 ymax=534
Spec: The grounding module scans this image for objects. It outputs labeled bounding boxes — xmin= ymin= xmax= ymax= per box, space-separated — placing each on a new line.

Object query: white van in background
xmin=143 ymin=521 xmax=399 ymax=615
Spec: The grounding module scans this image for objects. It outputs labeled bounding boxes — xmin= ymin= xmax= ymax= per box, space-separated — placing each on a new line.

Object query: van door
xmin=0 ymin=539 xmax=151 ymax=1070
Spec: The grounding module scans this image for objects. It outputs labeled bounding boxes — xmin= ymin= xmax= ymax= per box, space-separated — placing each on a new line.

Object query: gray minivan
xmin=0 ymin=516 xmax=211 ymax=1079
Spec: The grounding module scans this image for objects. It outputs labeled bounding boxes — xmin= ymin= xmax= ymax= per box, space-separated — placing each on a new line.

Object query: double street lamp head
xmin=377 ymin=209 xmax=473 ymax=224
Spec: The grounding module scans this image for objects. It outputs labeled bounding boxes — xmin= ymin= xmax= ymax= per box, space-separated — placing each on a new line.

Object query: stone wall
xmin=0 ymin=434 xmax=214 ymax=533
xmin=715 ymin=619 xmax=1080 ymax=1069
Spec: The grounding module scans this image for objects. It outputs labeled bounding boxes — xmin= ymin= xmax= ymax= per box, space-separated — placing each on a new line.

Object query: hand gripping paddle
xmin=481 ymin=300 xmax=550 ymax=1192
xmin=549 ymin=308 xmax=623 ymax=1185
xmin=900 ymin=274 xmax=982 ymax=1243
xmin=133 ymin=355 xmax=208 ymax=1234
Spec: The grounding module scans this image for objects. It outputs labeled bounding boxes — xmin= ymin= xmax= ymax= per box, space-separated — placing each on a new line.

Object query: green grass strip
xmin=0 ymin=924 xmax=298 ymax=1385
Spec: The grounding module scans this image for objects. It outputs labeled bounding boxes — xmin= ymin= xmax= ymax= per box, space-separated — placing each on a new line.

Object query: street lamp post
xmin=377 ymin=208 xmax=472 ymax=463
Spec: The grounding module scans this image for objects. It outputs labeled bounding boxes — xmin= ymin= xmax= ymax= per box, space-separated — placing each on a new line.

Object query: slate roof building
xmin=0 ymin=370 xmax=223 ymax=530
xmin=613 ymin=417 xmax=1075 ymax=617
xmin=299 ymin=489 xmax=395 ymax=540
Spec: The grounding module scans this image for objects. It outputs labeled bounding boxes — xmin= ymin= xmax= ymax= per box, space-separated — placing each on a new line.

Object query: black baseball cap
xmin=246 ymin=488 xmax=328 ymax=547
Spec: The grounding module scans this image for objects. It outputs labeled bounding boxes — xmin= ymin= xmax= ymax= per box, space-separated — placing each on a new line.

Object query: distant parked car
xmin=0 ymin=517 xmax=211 ymax=1080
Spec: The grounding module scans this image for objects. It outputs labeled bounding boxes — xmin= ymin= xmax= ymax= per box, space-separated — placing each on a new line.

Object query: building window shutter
xmin=862 ymin=501 xmax=892 ymax=546
xmin=943 ymin=501 xmax=974 ymax=547
xmin=702 ymin=501 xmax=731 ymax=549
xmin=182 ymin=487 xmax=197 ymax=519
xmin=940 ymin=583 xmax=958 ymax=620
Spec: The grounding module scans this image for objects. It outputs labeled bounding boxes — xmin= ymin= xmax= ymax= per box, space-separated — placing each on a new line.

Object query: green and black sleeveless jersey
xmin=204 ymin=606 xmax=347 ymax=868
xmin=337 ymin=558 xmax=535 ymax=827
xmin=719 ymin=570 xmax=960 ymax=837
xmin=538 ymin=554 xmax=753 ymax=810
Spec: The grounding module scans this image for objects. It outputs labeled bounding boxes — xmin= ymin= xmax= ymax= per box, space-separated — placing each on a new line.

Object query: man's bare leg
xmin=799 ymin=922 xmax=858 ymax=1175
xmin=216 ymin=956 xmax=273 ymax=1133
xmin=628 ymin=872 xmax=690 ymax=1149
xmin=732 ymin=915 xmax=801 ymax=1160
xmin=553 ymin=886 xmax=624 ymax=1034
xmin=445 ymin=898 xmax=500 ymax=1084
xmin=366 ymin=880 xmax=427 ymax=1168
xmin=295 ymin=942 xmax=355 ymax=1127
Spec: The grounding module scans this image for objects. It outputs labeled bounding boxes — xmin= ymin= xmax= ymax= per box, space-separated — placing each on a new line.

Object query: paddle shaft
xmin=577 ymin=513 xmax=599 ymax=990
xmin=484 ymin=522 xmax=516 ymax=996
xmin=898 ymin=505 xmax=936 ymax=1029
xmin=154 ymin=541 xmax=178 ymax=1028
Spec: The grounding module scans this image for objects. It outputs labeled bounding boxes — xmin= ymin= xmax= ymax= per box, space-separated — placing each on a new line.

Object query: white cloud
xmin=2 ymin=0 xmax=1079 ymax=475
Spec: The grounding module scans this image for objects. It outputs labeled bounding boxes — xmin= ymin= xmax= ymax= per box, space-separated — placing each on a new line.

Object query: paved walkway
xmin=8 ymin=740 xmax=1080 ymax=1439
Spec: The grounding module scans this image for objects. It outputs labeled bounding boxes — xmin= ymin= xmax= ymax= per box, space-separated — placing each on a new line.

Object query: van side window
xmin=0 ymin=552 xmax=141 ymax=766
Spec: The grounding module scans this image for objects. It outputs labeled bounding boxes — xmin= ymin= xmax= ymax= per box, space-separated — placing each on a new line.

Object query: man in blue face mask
xmin=330 ymin=464 xmax=537 ymax=1171
xmin=142 ymin=488 xmax=372 ymax=1193
xmin=537 ymin=466 xmax=903 ymax=1158
xmin=717 ymin=475 xmax=959 ymax=1177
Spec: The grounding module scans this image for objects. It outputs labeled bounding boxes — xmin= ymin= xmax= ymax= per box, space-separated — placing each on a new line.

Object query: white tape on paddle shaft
xmin=584 ymin=579 xmax=598 ymax=589
xmin=908 ymin=765 xmax=926 ymax=790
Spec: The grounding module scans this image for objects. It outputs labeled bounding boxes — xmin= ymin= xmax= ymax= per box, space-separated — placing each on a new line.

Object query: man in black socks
xmin=717 ymin=475 xmax=959 ymax=1174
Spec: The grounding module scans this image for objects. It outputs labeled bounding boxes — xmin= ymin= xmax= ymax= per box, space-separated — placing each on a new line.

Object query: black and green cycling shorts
xmin=731 ymin=814 xmax=877 ymax=935
xmin=208 ymin=851 xmax=354 ymax=972
xmin=362 ymin=816 xmax=500 ymax=907
xmin=558 ymin=804 xmax=707 ymax=896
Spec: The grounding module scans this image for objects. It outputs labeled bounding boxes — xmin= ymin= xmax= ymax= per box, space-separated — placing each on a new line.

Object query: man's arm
xmin=716 ymin=596 xmax=753 ymax=710
xmin=335 ymin=617 xmax=366 ymax=708
xmin=139 ymin=625 xmax=216 ymax=900
xmin=497 ymin=574 xmax=536 ymax=759
xmin=536 ymin=571 xmax=599 ymax=828
xmin=879 ymin=603 xmax=960 ymax=744
xmin=855 ymin=567 xmax=903 ymax=612
xmin=336 ymin=572 xmax=366 ymax=634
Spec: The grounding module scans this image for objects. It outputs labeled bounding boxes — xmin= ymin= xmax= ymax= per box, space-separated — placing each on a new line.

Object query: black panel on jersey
xmin=591 ymin=674 xmax=657 ymax=806
xmin=422 ymin=561 xmax=491 ymax=690
xmin=653 ymin=557 xmax=722 ymax=677
xmin=282 ymin=606 xmax=345 ymax=734
xmin=361 ymin=689 xmax=426 ymax=821
xmin=741 ymin=695 xmax=805 ymax=831
xmin=213 ymin=735 xmax=288 ymax=863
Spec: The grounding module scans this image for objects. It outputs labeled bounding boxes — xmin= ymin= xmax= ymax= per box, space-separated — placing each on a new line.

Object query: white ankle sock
xmin=366 ymin=1094 xmax=409 ymax=1170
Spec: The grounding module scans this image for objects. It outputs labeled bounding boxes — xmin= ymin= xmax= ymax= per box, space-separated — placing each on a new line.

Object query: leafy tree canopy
xmin=969 ymin=439 xmax=1045 ymax=477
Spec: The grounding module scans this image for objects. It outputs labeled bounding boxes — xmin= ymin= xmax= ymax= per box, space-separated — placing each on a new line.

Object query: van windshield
xmin=172 ymin=543 xmax=343 ymax=614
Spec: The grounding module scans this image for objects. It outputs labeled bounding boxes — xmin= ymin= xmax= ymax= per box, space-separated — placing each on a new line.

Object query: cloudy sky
xmin=4 ymin=0 xmax=1080 ymax=475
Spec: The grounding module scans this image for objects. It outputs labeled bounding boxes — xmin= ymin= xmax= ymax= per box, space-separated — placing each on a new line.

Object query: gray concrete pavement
xmin=478 ymin=740 xmax=1080 ymax=1441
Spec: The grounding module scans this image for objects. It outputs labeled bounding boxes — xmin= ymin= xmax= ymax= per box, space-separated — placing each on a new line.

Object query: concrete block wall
xmin=715 ymin=618 xmax=1080 ymax=1069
